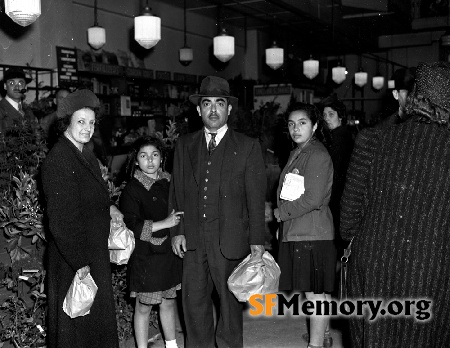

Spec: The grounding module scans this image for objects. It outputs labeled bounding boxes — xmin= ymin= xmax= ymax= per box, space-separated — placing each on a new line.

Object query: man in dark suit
xmin=0 ymin=67 xmax=37 ymax=137
xmin=170 ymin=76 xmax=266 ymax=348
xmin=376 ymin=67 xmax=416 ymax=128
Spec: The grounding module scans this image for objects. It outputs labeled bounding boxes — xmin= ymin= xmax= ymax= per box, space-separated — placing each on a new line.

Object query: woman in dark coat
xmin=119 ymin=136 xmax=182 ymax=348
xmin=319 ymin=95 xmax=354 ymax=246
xmin=41 ymin=89 xmax=122 ymax=348
xmin=340 ymin=62 xmax=450 ymax=348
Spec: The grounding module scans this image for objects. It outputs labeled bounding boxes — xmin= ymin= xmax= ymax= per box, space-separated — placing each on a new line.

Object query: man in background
xmin=377 ymin=67 xmax=416 ymax=128
xmin=0 ymin=67 xmax=37 ymax=137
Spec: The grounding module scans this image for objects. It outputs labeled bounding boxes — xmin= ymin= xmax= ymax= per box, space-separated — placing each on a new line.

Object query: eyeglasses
xmin=6 ymin=80 xmax=26 ymax=88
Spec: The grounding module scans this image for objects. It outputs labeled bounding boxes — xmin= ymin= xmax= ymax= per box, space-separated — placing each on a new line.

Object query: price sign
xmin=56 ymin=46 xmax=79 ymax=88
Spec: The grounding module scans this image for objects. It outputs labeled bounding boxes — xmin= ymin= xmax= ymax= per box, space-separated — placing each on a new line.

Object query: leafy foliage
xmin=0 ymin=172 xmax=46 ymax=264
xmin=155 ymin=120 xmax=179 ymax=149
xmin=228 ymin=101 xmax=282 ymax=140
xmin=99 ymin=160 xmax=125 ymax=205
xmin=0 ymin=120 xmax=47 ymax=194
xmin=26 ymin=96 xmax=54 ymax=120
xmin=0 ymin=266 xmax=47 ymax=348
xmin=111 ymin=265 xmax=134 ymax=343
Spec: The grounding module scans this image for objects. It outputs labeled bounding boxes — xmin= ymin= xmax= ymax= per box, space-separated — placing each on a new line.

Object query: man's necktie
xmin=208 ymin=133 xmax=217 ymax=156
xmin=18 ymin=102 xmax=25 ymax=116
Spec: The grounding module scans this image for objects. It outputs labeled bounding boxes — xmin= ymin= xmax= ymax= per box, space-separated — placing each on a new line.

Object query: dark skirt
xmin=278 ymin=240 xmax=337 ymax=294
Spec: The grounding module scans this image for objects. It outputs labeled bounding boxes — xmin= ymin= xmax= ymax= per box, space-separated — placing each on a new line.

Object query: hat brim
xmin=189 ymin=94 xmax=238 ymax=105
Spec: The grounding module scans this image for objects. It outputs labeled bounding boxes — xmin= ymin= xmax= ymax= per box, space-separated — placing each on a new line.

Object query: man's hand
xmin=250 ymin=244 xmax=264 ymax=261
xmin=172 ymin=235 xmax=187 ymax=258
xmin=110 ymin=205 xmax=124 ymax=224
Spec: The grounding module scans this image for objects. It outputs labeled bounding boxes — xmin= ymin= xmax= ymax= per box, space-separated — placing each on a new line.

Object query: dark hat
xmin=57 ymin=89 xmax=100 ymax=118
xmin=415 ymin=62 xmax=450 ymax=110
xmin=392 ymin=67 xmax=416 ymax=92
xmin=3 ymin=67 xmax=32 ymax=84
xmin=189 ymin=76 xmax=238 ymax=105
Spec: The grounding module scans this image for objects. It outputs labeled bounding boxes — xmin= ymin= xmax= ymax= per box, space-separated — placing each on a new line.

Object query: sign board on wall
xmin=56 ymin=46 xmax=79 ymax=88
xmin=253 ymin=84 xmax=314 ymax=113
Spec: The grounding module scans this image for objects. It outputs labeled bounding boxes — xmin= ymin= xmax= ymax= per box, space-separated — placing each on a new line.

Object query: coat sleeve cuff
xmin=140 ymin=220 xmax=167 ymax=245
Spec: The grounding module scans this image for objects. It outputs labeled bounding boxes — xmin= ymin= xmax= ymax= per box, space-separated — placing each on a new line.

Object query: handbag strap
xmin=340 ymin=237 xmax=355 ymax=263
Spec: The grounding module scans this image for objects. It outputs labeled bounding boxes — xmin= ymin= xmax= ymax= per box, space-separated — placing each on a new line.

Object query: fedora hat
xmin=3 ymin=67 xmax=32 ymax=84
xmin=189 ymin=76 xmax=238 ymax=105
xmin=392 ymin=67 xmax=416 ymax=92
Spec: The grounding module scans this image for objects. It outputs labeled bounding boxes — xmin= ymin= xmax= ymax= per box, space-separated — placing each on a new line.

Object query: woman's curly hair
xmin=319 ymin=94 xmax=347 ymax=124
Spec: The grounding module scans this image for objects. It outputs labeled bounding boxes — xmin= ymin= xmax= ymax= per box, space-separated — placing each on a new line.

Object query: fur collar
xmin=134 ymin=169 xmax=170 ymax=191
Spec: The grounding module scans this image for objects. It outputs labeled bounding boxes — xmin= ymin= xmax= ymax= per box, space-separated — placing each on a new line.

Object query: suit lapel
xmin=187 ymin=130 xmax=203 ymax=188
xmin=0 ymin=98 xmax=22 ymax=118
xmin=220 ymin=130 xmax=238 ymax=191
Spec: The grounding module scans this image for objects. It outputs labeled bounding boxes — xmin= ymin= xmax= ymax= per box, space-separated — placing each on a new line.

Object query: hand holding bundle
xmin=63 ymin=272 xmax=98 ymax=318
xmin=108 ymin=221 xmax=135 ymax=265
xmin=227 ymin=251 xmax=280 ymax=302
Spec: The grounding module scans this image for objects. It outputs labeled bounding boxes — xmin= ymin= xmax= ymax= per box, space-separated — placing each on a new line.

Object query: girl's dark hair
xmin=124 ymin=136 xmax=166 ymax=180
xmin=286 ymin=102 xmax=320 ymax=126
xmin=54 ymin=106 xmax=101 ymax=137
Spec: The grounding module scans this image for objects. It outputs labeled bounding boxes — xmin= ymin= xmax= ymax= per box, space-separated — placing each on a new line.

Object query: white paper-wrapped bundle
xmin=108 ymin=221 xmax=135 ymax=265
xmin=63 ymin=273 xmax=98 ymax=318
xmin=227 ymin=251 xmax=280 ymax=302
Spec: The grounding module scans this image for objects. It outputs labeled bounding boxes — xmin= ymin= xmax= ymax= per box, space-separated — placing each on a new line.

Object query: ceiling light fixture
xmin=213 ymin=5 xmax=234 ymax=63
xmin=266 ymin=41 xmax=284 ymax=70
xmin=303 ymin=55 xmax=319 ymax=79
xmin=372 ymin=74 xmax=385 ymax=90
xmin=4 ymin=0 xmax=41 ymax=27
xmin=354 ymin=55 xmax=367 ymax=87
xmin=372 ymin=57 xmax=384 ymax=90
xmin=87 ymin=0 xmax=106 ymax=50
xmin=214 ymin=28 xmax=235 ymax=63
xmin=332 ymin=61 xmax=346 ymax=84
xmin=354 ymin=67 xmax=368 ymax=87
xmin=135 ymin=0 xmax=161 ymax=49
xmin=387 ymin=64 xmax=395 ymax=89
xmin=179 ymin=0 xmax=193 ymax=66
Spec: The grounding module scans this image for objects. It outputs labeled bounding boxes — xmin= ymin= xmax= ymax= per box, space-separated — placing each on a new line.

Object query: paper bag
xmin=108 ymin=221 xmax=135 ymax=265
xmin=227 ymin=251 xmax=281 ymax=302
xmin=63 ymin=273 xmax=98 ymax=318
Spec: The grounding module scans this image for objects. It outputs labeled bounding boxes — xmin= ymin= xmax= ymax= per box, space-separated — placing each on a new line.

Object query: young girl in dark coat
xmin=119 ymin=136 xmax=183 ymax=348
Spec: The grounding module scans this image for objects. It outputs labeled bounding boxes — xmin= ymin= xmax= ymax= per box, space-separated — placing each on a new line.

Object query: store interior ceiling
xmin=163 ymin=0 xmax=447 ymax=58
